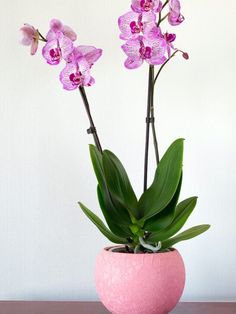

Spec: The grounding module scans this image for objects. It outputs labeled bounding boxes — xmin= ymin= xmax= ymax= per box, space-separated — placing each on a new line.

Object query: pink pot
xmin=95 ymin=246 xmax=185 ymax=314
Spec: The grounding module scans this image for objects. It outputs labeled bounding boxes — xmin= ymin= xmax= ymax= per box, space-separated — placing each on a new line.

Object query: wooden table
xmin=0 ymin=302 xmax=235 ymax=314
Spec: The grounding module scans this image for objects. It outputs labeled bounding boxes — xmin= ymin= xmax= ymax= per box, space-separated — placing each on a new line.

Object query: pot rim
xmin=103 ymin=245 xmax=177 ymax=255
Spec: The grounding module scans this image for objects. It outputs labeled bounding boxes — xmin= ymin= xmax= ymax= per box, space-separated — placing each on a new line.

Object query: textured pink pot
xmin=95 ymin=246 xmax=185 ymax=314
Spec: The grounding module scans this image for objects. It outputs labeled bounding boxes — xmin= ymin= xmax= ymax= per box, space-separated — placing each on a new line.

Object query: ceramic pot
xmin=95 ymin=246 xmax=185 ymax=314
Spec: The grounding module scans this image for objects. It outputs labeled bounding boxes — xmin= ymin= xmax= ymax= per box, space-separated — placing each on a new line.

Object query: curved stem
xmin=143 ymin=65 xmax=154 ymax=192
xmin=37 ymin=30 xmax=47 ymax=42
xmin=162 ymin=0 xmax=170 ymax=10
xmin=79 ymin=86 xmax=103 ymax=153
xmin=157 ymin=0 xmax=169 ymax=27
xmin=151 ymin=50 xmax=184 ymax=164
xmin=154 ymin=50 xmax=179 ymax=85
xmin=151 ymin=51 xmax=181 ymax=165
xmin=157 ymin=13 xmax=169 ymax=26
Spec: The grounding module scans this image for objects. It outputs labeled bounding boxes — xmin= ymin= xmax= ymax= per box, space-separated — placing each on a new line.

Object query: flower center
xmin=69 ymin=72 xmax=82 ymax=86
xmin=165 ymin=33 xmax=176 ymax=43
xmin=139 ymin=45 xmax=152 ymax=59
xmin=130 ymin=20 xmax=143 ymax=34
xmin=140 ymin=0 xmax=153 ymax=12
xmin=49 ymin=48 xmax=61 ymax=62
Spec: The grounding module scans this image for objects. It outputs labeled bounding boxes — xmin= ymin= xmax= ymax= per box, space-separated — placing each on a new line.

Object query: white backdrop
xmin=0 ymin=0 xmax=236 ymax=301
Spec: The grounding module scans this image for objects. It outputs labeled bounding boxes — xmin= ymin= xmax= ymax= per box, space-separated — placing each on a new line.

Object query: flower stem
xmin=79 ymin=86 xmax=103 ymax=153
xmin=154 ymin=50 xmax=179 ymax=85
xmin=157 ymin=0 xmax=169 ymax=26
xmin=162 ymin=0 xmax=170 ymax=10
xmin=159 ymin=13 xmax=169 ymax=24
xmin=37 ymin=30 xmax=47 ymax=42
xmin=143 ymin=65 xmax=154 ymax=192
xmin=150 ymin=97 xmax=160 ymax=165
xmin=144 ymin=51 xmax=180 ymax=191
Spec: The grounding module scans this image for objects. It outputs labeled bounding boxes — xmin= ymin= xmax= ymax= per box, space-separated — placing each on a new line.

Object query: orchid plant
xmin=20 ymin=0 xmax=210 ymax=253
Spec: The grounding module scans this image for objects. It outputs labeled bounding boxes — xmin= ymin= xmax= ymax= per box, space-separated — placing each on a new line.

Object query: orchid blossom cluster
xmin=118 ymin=0 xmax=187 ymax=69
xmin=20 ymin=19 xmax=102 ymax=90
xmin=19 ymin=2 xmax=210 ymax=253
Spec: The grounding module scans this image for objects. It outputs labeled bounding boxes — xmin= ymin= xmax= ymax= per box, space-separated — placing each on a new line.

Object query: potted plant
xmin=20 ymin=0 xmax=210 ymax=313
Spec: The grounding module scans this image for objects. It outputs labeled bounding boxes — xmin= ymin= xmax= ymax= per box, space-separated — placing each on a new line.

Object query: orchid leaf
xmin=148 ymin=196 xmax=198 ymax=242
xmin=89 ymin=144 xmax=105 ymax=187
xmin=89 ymin=145 xmax=132 ymax=231
xmin=138 ymin=139 xmax=184 ymax=220
xmin=102 ymin=149 xmax=138 ymax=219
xmin=161 ymin=224 xmax=210 ymax=250
xmin=144 ymin=173 xmax=182 ymax=232
xmin=97 ymin=185 xmax=131 ymax=237
xmin=78 ymin=202 xmax=127 ymax=244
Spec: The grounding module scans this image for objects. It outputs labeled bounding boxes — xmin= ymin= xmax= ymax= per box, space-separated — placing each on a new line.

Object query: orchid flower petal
xmin=42 ymin=33 xmax=73 ymax=65
xmin=60 ymin=58 xmax=91 ymax=90
xmin=124 ymin=57 xmax=143 ymax=69
xmin=75 ymin=46 xmax=103 ymax=67
xmin=131 ymin=0 xmax=162 ymax=13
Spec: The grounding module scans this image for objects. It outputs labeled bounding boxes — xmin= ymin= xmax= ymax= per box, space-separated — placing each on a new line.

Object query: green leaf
xmin=78 ymin=202 xmax=128 ymax=244
xmin=148 ymin=197 xmax=198 ymax=243
xmin=89 ymin=144 xmax=105 ymax=187
xmin=161 ymin=224 xmax=210 ymax=250
xmin=97 ymin=185 xmax=131 ymax=237
xmin=89 ymin=145 xmax=131 ymax=230
xmin=138 ymin=139 xmax=184 ymax=220
xmin=102 ymin=149 xmax=138 ymax=219
xmin=144 ymin=173 xmax=182 ymax=232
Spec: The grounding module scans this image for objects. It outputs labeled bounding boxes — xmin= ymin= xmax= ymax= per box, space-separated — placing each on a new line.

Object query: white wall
xmin=0 ymin=0 xmax=235 ymax=301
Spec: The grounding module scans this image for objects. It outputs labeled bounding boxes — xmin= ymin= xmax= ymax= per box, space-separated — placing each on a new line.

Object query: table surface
xmin=0 ymin=302 xmax=235 ymax=314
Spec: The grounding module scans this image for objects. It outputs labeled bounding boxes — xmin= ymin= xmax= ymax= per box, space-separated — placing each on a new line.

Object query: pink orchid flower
xmin=46 ymin=19 xmax=77 ymax=42
xmin=121 ymin=36 xmax=167 ymax=69
xmin=60 ymin=46 xmax=102 ymax=90
xmin=73 ymin=46 xmax=103 ymax=68
xmin=42 ymin=32 xmax=74 ymax=65
xmin=20 ymin=24 xmax=39 ymax=55
xmin=168 ymin=0 xmax=185 ymax=26
xmin=163 ymin=32 xmax=176 ymax=57
xmin=118 ymin=11 xmax=157 ymax=40
xmin=60 ymin=59 xmax=93 ymax=90
xmin=131 ymin=0 xmax=162 ymax=13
